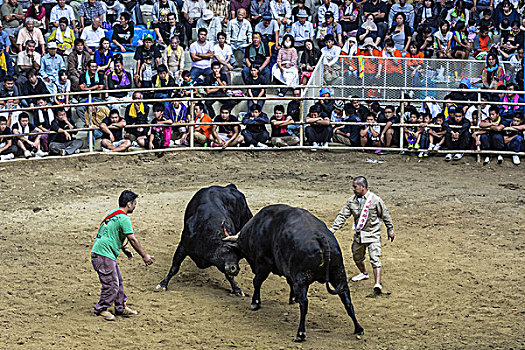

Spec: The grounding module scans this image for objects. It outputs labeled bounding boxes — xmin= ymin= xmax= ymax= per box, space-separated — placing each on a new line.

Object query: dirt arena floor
xmin=0 ymin=150 xmax=524 ymax=349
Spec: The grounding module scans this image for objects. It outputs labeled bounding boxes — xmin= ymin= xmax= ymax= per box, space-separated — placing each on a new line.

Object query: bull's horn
xmin=221 ymin=220 xmax=230 ymax=237
xmin=223 ymin=234 xmax=239 ymax=242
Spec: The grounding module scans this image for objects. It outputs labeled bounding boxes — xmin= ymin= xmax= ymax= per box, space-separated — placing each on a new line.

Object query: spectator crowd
xmin=0 ymin=0 xmax=523 ymax=165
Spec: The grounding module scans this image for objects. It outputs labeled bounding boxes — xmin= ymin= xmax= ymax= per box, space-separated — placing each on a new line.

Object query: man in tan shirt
xmin=330 ymin=176 xmax=394 ymax=294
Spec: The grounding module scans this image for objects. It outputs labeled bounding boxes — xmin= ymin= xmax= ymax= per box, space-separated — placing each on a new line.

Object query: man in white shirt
xmin=80 ymin=16 xmax=106 ymax=55
xmin=317 ymin=0 xmax=338 ymax=26
xmin=213 ymin=31 xmax=234 ymax=84
xmin=50 ymin=0 xmax=77 ymax=32
xmin=290 ymin=9 xmax=313 ymax=50
xmin=189 ymin=27 xmax=214 ymax=81
xmin=321 ymin=34 xmax=341 ymax=82
xmin=182 ymin=0 xmax=207 ymax=45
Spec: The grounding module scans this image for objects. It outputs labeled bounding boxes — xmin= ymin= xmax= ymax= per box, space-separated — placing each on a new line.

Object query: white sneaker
xmin=321 ymin=142 xmax=329 ymax=148
xmin=483 ymin=156 xmax=490 ymax=165
xmin=453 ymin=153 xmax=464 ymax=160
xmin=512 ymin=155 xmax=520 ymax=165
xmin=497 ymin=155 xmax=503 ymax=164
xmin=0 ymin=155 xmax=9 ymax=161
xmin=35 ymin=150 xmax=48 ymax=157
xmin=131 ymin=141 xmax=139 ymax=147
xmin=249 ymin=144 xmax=255 ymax=148
xmin=256 ymin=142 xmax=269 ymax=148
xmin=444 ymin=153 xmax=453 ymax=161
xmin=312 ymin=142 xmax=319 ymax=148
xmin=373 ymin=283 xmax=383 ymax=294
xmin=102 ymin=147 xmax=112 ymax=153
xmin=24 ymin=150 xmax=32 ymax=158
xmin=351 ymin=273 xmax=370 ymax=282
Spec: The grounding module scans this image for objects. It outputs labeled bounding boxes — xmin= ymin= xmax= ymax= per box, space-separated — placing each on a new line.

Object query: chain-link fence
xmin=309 ymin=55 xmax=518 ymax=101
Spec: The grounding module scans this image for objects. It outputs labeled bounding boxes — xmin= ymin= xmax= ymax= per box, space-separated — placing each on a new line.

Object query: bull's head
xmin=220 ymin=220 xmax=241 ymax=276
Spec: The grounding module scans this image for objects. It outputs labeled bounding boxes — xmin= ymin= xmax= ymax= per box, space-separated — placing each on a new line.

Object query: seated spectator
xmin=120 ymin=0 xmax=144 ymax=26
xmin=305 ymin=104 xmax=331 ymax=148
xmin=443 ymin=106 xmax=471 ymax=162
xmin=434 ymin=21 xmax=452 ymax=59
xmin=40 ymin=41 xmax=66 ymax=92
xmin=53 ymin=69 xmax=70 ymax=105
xmin=406 ymin=43 xmax=424 ymax=91
xmin=230 ymin=0 xmax=251 ymax=21
xmin=290 ymin=9 xmax=313 ymax=50
xmin=449 ymin=78 xmax=478 ymax=114
xmin=48 ymin=17 xmax=75 ymax=55
xmin=415 ymin=0 xmax=439 ymax=33
xmin=499 ymin=83 xmax=524 ymax=121
xmin=193 ymin=102 xmax=213 ymax=146
xmin=179 ymin=70 xmax=199 ymax=97
xmin=388 ymin=0 xmax=414 ymax=28
xmin=404 ymin=109 xmax=419 ymax=149
xmin=360 ymin=114 xmax=381 ymax=149
xmin=67 ymin=39 xmax=91 ymax=92
xmin=208 ymin=0 xmax=230 ymax=26
xmin=245 ymin=64 xmax=266 ymax=110
xmin=189 ymin=28 xmax=214 ymax=81
xmin=330 ymin=99 xmax=347 ymax=123
xmin=251 ymin=0 xmax=270 ymax=25
xmin=299 ymin=39 xmax=320 ymax=84
xmin=447 ymin=21 xmax=470 ymax=59
xmin=21 ymin=69 xmax=49 ymax=107
xmin=495 ymin=0 xmax=519 ymax=30
xmin=340 ymin=0 xmax=359 ymax=38
xmin=315 ymin=87 xmax=333 ymax=116
xmin=286 ymin=87 xmax=301 ymax=135
xmin=0 ymin=22 xmax=12 ymax=54
xmin=415 ymin=114 xmax=432 ymax=157
xmin=472 ymin=25 xmax=491 ymax=59
xmin=94 ymin=37 xmax=113 ymax=72
xmin=50 ymin=0 xmax=77 ymax=32
xmin=356 ymin=14 xmax=378 ymax=49
xmin=211 ymin=106 xmax=241 ymax=148
xmin=16 ymin=18 xmax=45 ymax=53
xmin=428 ymin=114 xmax=446 ymax=152
xmin=105 ymin=57 xmax=132 ymax=109
xmin=386 ymin=12 xmax=412 ymax=54
xmin=111 ymin=12 xmax=134 ymax=53
xmin=270 ymin=104 xmax=299 ymax=147
xmin=317 ymin=0 xmax=337 ymax=26
xmin=242 ymin=32 xmax=271 ymax=83
xmin=270 ymin=0 xmax=291 ymax=35
xmin=197 ymin=9 xmax=222 ymax=45
xmin=503 ymin=113 xmax=525 ymax=165
xmin=499 ymin=20 xmax=523 ymax=58
xmin=227 ymin=8 xmax=252 ymax=64
xmin=320 ymin=34 xmax=342 ymax=83
xmin=99 ymin=109 xmax=131 ymax=153
xmin=12 ymin=112 xmax=47 ymax=158
xmin=332 ymin=100 xmax=361 ymax=147
xmin=181 ymin=0 xmax=207 ymax=46
xmin=32 ymin=96 xmax=53 ymax=150
xmin=158 ymin=15 xmax=185 ymax=48
xmin=80 ymin=16 xmax=105 ymax=55
xmin=204 ymin=61 xmax=236 ymax=117
xmin=0 ymin=75 xmax=20 ymax=105
xmin=272 ymin=34 xmax=298 ymax=97
xmin=240 ymin=103 xmax=269 ymax=147
xmin=166 ymin=98 xmax=189 ymax=145
xmin=133 ymin=33 xmax=162 ymax=82
xmin=152 ymin=64 xmax=175 ymax=103
xmin=77 ymin=60 xmax=104 ymax=122
xmin=482 ymin=53 xmax=505 ymax=89
xmin=317 ymin=11 xmax=343 ymax=48
xmin=163 ymin=36 xmax=185 ymax=80
xmin=78 ymin=0 xmax=106 ymax=31
xmin=1 ymin=0 xmax=24 ymax=41
xmin=378 ymin=105 xmax=399 ymax=152
xmin=0 ymin=115 xmax=17 ymax=160
xmin=254 ymin=12 xmax=279 ymax=47
xmin=291 ymin=0 xmax=311 ymax=22
xmin=0 ymin=43 xmax=14 ymax=83
xmin=124 ymin=91 xmax=150 ymax=140
xmin=213 ymin=32 xmax=234 ymax=85
xmin=84 ymin=105 xmax=110 ymax=144
xmin=49 ymin=108 xmax=83 ymax=156
xmin=477 ymin=106 xmax=506 ymax=165
xmin=152 ymin=0 xmax=178 ymax=34
xmin=138 ymin=102 xmax=173 ymax=150
xmin=415 ymin=26 xmax=435 ymax=58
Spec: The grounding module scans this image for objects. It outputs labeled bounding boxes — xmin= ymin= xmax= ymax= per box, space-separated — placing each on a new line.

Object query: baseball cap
xmin=202 ymin=9 xmax=213 ymax=20
xmin=47 ymin=41 xmax=58 ymax=49
xmin=262 ymin=12 xmax=272 ymax=21
xmin=334 ymin=100 xmax=345 ymax=110
xmin=325 ymin=11 xmax=334 ymax=18
xmin=143 ymin=33 xmax=154 ymax=41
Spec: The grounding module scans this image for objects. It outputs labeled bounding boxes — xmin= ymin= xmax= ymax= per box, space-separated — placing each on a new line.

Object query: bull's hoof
xmin=250 ymin=302 xmax=261 ymax=311
xmin=294 ymin=332 xmax=306 ymax=342
xmin=232 ymin=288 xmax=245 ymax=297
xmin=288 ymin=297 xmax=296 ymax=304
xmin=155 ymin=283 xmax=167 ymax=291
xmin=354 ymin=327 xmax=365 ymax=336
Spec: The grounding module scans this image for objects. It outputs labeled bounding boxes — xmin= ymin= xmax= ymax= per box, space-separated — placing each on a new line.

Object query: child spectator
xmin=270 ymin=104 xmax=299 ymax=147
xmin=166 ymin=98 xmax=190 ymax=146
xmin=205 ymin=61 xmax=236 ymax=117
xmin=152 ymin=64 xmax=175 ymax=104
xmin=193 ymin=102 xmax=213 ymax=146
xmin=429 ymin=114 xmax=446 ymax=152
xmin=12 ymin=112 xmax=47 ymax=158
xmin=240 ymin=104 xmax=270 ymax=148
xmin=53 ymin=69 xmax=70 ymax=105
xmin=360 ymin=114 xmax=381 ymax=149
xmin=443 ymin=106 xmax=471 ymax=161
xmin=472 ymin=25 xmax=491 ymax=59
xmin=478 ymin=106 xmax=506 ymax=165
xmin=404 ymin=110 xmax=419 ymax=149
xmin=245 ymin=65 xmax=266 ymax=110
xmin=99 ymin=109 xmax=131 ymax=153
xmin=211 ymin=106 xmax=241 ymax=148
xmin=135 ymin=52 xmax=155 ymax=89
xmin=503 ymin=114 xmax=525 ymax=165
xmin=415 ymin=114 xmax=432 ymax=158
xmin=138 ymin=102 xmax=173 ymax=150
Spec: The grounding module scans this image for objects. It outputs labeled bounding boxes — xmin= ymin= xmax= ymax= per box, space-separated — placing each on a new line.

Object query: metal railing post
xmin=88 ymin=93 xmax=93 ymax=152
xmin=299 ymin=96 xmax=304 ymax=147
xmin=477 ymin=93 xmax=482 ymax=163
xmin=189 ymin=89 xmax=195 ymax=148
xmin=399 ymin=101 xmax=405 ymax=153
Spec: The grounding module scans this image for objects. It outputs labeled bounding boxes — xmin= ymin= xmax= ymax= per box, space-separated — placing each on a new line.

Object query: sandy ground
xmin=0 ymin=150 xmax=524 ymax=349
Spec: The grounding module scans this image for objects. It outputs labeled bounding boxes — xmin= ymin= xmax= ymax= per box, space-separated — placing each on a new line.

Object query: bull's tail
xmin=319 ymin=234 xmax=346 ymax=295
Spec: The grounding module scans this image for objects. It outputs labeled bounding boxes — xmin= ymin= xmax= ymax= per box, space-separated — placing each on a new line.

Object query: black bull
xmin=225 ymin=204 xmax=364 ymax=342
xmin=156 ymin=184 xmax=253 ymax=294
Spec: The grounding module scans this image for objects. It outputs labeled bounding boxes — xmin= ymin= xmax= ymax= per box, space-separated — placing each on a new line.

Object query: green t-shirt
xmin=91 ymin=209 xmax=133 ymax=261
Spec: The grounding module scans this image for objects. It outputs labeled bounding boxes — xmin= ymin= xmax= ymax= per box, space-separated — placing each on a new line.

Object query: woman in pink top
xmin=272 ymin=34 xmax=299 ymax=97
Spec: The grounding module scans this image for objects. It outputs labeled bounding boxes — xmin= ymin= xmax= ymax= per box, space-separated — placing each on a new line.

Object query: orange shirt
xmin=379 ymin=48 xmax=403 ymax=74
xmin=356 ymin=48 xmax=381 ymax=74
xmin=195 ymin=113 xmax=213 ymax=138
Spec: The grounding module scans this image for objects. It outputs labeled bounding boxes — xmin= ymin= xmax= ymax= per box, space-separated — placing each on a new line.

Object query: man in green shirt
xmin=91 ymin=190 xmax=154 ymax=321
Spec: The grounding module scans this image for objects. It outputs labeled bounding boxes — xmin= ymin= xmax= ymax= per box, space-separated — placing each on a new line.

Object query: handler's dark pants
xmin=91 ymin=253 xmax=127 ymax=315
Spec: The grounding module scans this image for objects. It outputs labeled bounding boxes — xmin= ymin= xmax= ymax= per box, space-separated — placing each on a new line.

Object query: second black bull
xmin=156 ymin=184 xmax=253 ymax=295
